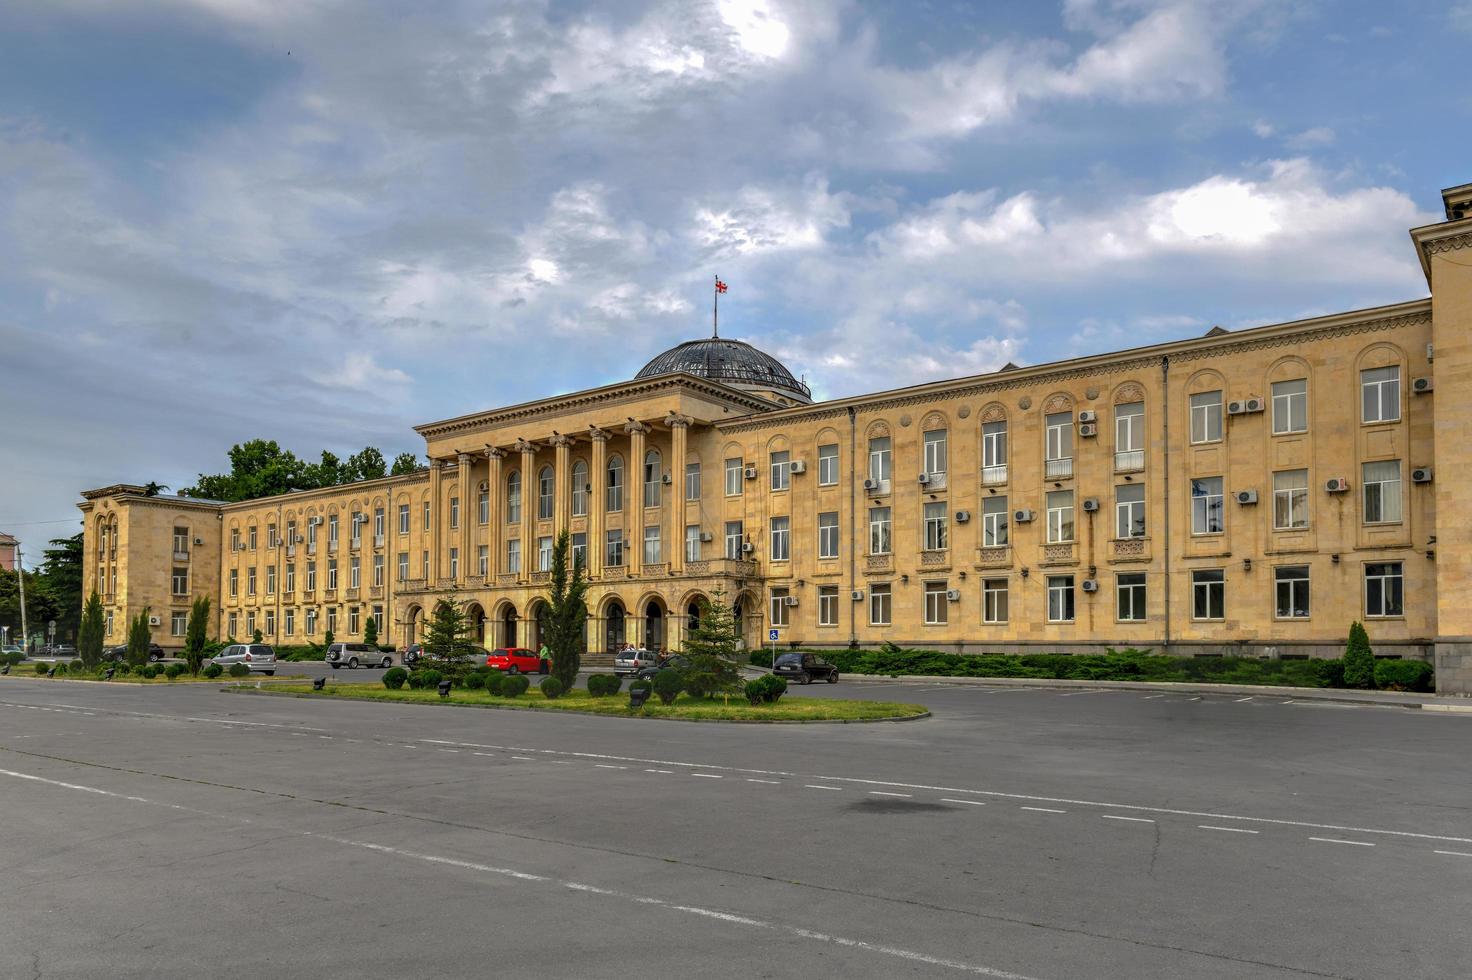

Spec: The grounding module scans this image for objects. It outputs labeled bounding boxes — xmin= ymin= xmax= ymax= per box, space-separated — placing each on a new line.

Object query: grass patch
xmin=0 ymin=672 xmax=299 ymax=685
xmin=265 ymin=684 xmax=927 ymax=722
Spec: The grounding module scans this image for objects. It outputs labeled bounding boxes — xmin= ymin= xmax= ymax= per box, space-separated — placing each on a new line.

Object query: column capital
xmin=513 ymin=437 xmax=538 ymax=455
xmin=437 ymin=457 xmax=455 ymax=469
xmin=456 ymin=452 xmax=474 ymax=465
xmin=548 ymin=432 xmax=574 ymax=448
xmin=624 ymin=419 xmax=652 ymax=436
xmin=588 ymin=425 xmax=610 ymax=442
xmin=664 ymin=413 xmax=693 ymax=429
xmin=484 ymin=446 xmax=507 ymax=461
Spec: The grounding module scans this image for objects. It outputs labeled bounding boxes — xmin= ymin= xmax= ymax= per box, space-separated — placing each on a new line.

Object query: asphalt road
xmin=0 ymin=678 xmax=1468 ymax=980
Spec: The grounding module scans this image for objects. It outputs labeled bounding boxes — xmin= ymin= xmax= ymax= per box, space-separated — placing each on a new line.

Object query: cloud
xmin=310 ymin=352 xmax=412 ymax=393
xmin=1285 ymin=126 xmax=1335 ymax=149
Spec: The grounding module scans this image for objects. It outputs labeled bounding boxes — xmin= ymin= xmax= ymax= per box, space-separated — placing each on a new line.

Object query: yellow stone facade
xmin=78 ymin=181 xmax=1472 ymax=682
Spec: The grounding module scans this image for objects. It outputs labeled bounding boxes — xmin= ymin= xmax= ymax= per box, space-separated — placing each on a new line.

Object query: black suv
xmin=772 ymin=652 xmax=839 ymax=685
xmin=100 ymin=643 xmax=165 ymax=663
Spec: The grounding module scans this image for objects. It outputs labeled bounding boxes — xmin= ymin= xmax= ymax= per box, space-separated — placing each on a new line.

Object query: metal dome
xmin=634 ymin=338 xmax=811 ymax=401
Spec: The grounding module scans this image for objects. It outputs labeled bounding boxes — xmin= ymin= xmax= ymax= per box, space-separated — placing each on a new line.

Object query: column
xmin=588 ymin=426 xmax=608 ymax=577
xmin=551 ymin=433 xmax=573 ymax=539
xmin=428 ymin=458 xmax=443 ymax=582
xmin=456 ymin=452 xmax=472 ymax=585
xmin=625 ymin=420 xmax=650 ymax=576
xmin=486 ymin=447 xmax=505 ymax=578
xmin=667 ymin=414 xmax=690 ymax=575
xmin=516 ymin=438 xmax=537 ymax=581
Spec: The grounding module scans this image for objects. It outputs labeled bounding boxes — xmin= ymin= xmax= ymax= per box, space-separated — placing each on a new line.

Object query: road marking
xmin=869 ymin=791 xmax=912 ymax=798
xmin=438 ymin=749 xmax=459 ymax=753
xmin=1142 ymin=695 xmax=1166 ymax=700
xmin=1309 ymin=837 xmax=1374 ymax=847
xmin=691 ymin=773 xmax=722 ymax=779
xmin=512 ymin=756 xmax=534 ymax=761
xmin=746 ymin=778 xmax=780 ymax=784
xmin=1234 ymin=697 xmax=1254 ymax=703
xmin=804 ymin=784 xmax=842 ymax=791
xmin=1058 ymin=690 xmax=1103 ymax=697
xmin=644 ymin=769 xmax=673 ymax=774
xmin=318 ymin=735 xmax=333 ymax=740
xmin=1434 ymin=850 xmax=1472 ymax=857
xmin=594 ymin=764 xmax=626 ymax=770
xmin=473 ymin=752 xmax=495 ymax=757
xmin=1021 ymin=807 xmax=1065 ymax=814
xmin=1199 ymin=825 xmax=1258 ymax=834
xmin=1102 ymin=815 xmax=1154 ymax=823
xmin=1187 ymin=697 xmax=1202 ymax=702
xmin=941 ymin=799 xmax=986 ymax=806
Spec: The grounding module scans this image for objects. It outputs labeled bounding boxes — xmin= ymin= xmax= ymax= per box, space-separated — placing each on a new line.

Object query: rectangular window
xmin=606 ymin=460 xmax=623 ymax=513
xmin=374 ymin=507 xmax=385 ymax=545
xmin=1361 ymin=366 xmax=1400 ymax=424
xmin=641 ymin=527 xmax=660 ymax=565
xmin=172 ymin=567 xmax=189 ymax=596
xmin=818 ymin=512 xmax=839 ymax=559
xmin=1115 ymin=484 xmax=1146 ymax=539
xmin=868 ymin=437 xmax=891 ymax=489
xmin=923 ymin=501 xmax=948 ymax=551
xmin=1273 ymin=469 xmax=1309 ymax=529
xmin=423 ymin=501 xmax=430 ymax=532
xmin=229 ymin=568 xmax=238 ymax=598
xmin=769 ymin=587 xmax=789 ymax=627
xmin=267 ymin=523 xmax=278 ymax=548
xmin=685 ymin=462 xmax=701 ymax=502
xmin=1192 ymin=569 xmax=1225 ymax=620
xmin=1272 ymin=379 xmax=1307 ymax=434
xmin=373 ymin=552 xmax=384 ymax=586
xmin=328 ymin=515 xmax=339 ymax=549
xmin=539 ymin=536 xmax=554 ymax=572
xmin=305 ymin=609 xmax=316 ymax=635
xmin=982 ymin=421 xmax=1007 ymax=485
xmin=724 ymin=521 xmax=744 ymax=560
xmin=350 ymin=511 xmax=362 ymax=545
xmin=572 ymin=470 xmax=588 ymax=517
xmin=399 ymin=504 xmax=410 ymax=534
xmin=1117 ymin=573 xmax=1147 ymax=622
xmin=397 ymin=552 xmax=408 ymax=582
xmin=1275 ymin=565 xmax=1310 ymax=619
xmin=1047 ymin=575 xmax=1075 ymax=623
xmin=326 ymin=607 xmax=337 ymax=636
xmin=686 ymin=525 xmax=701 ymax=563
xmin=246 ymin=611 xmax=256 ymax=637
xmin=506 ymin=539 xmax=522 ymax=574
xmin=923 ymin=429 xmax=948 ymax=485
xmin=770 ymin=517 xmax=790 ymax=561
xmin=643 ymin=454 xmax=661 ymax=508
xmin=540 ymin=470 xmax=555 ymax=519
xmin=449 ymin=498 xmax=459 ymax=530
xmin=725 ymin=458 xmax=744 ymax=496
xmin=818 ymin=586 xmax=838 ymax=627
xmin=171 ymin=611 xmax=187 ymax=637
xmin=349 ymin=607 xmax=360 ymax=635
xmin=422 ymin=550 xmax=429 ymax=578
xmin=266 ymin=564 xmax=276 ymax=595
xmin=817 ymin=444 xmax=839 ymax=486
xmin=228 ymin=612 xmax=237 ymax=637
xmin=1045 ymin=412 xmax=1073 ymax=479
xmin=327 ymin=559 xmax=338 ymax=591
xmin=1362 ymin=460 xmax=1402 ymax=524
xmin=264 ymin=610 xmax=275 ymax=636
xmin=924 ymin=582 xmax=948 ymax=625
xmin=231 ymin=528 xmax=240 ymax=551
xmin=478 ymin=490 xmax=489 ymax=525
xmin=372 ymin=606 xmax=383 ymax=632
xmin=604 ymin=531 xmax=623 ymax=568
xmin=1114 ymin=402 xmax=1144 ymax=471
xmin=981 ymin=497 xmax=1009 ymax=547
xmin=770 ymin=450 xmax=790 ymax=491
xmin=867 ymin=583 xmax=893 ymax=626
xmin=983 ymin=578 xmax=1008 ymax=624
xmin=448 ymin=549 xmax=458 ymax=579
xmin=307 ymin=521 xmax=317 ymax=551
xmin=284 ymin=608 xmax=295 ymax=636
xmin=1365 ymin=562 xmax=1404 ymax=618
xmin=478 ymin=545 xmax=489 ymax=577
xmin=571 ymin=533 xmax=587 ymax=569
xmin=248 ymin=525 xmax=257 ymax=550
xmin=349 ymin=556 xmax=360 ymax=589
xmin=1046 ymin=489 xmax=1075 ymax=543
xmin=285 ymin=563 xmax=295 ymax=593
xmin=173 ymin=526 xmax=189 ymax=554
xmin=868 ymin=506 xmax=891 ymax=555
xmin=1191 ymin=477 xmax=1224 ymax=534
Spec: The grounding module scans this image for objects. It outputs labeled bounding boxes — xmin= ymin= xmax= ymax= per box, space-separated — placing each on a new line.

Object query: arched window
xmin=506 ymin=471 xmax=522 ymax=524
xmin=538 ymin=465 xmax=555 ymax=520
xmin=571 ymin=460 xmax=589 ymax=517
xmin=644 ymin=449 xmax=661 ymax=508
xmin=606 ymin=455 xmax=624 ymax=512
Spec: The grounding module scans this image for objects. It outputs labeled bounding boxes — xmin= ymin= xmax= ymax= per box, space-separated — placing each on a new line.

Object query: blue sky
xmin=1 ymin=0 xmax=1468 ymax=554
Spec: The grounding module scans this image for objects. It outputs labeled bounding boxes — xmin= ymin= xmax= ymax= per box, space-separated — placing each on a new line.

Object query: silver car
xmin=212 ymin=643 xmax=277 ymax=675
xmin=613 ymin=648 xmax=656 ymax=676
xmin=325 ymin=642 xmax=393 ymax=669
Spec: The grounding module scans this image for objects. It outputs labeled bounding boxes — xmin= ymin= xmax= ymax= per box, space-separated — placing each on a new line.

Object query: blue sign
xmin=768 ymin=628 xmax=780 ymax=641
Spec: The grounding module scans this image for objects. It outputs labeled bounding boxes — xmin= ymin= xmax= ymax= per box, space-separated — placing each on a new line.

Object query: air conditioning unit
xmin=237 ymin=542 xmax=247 ymax=551
xmin=743 ymin=466 xmax=758 ymax=480
xmin=1078 ymin=410 xmax=1097 ymax=423
xmin=1081 ymin=497 xmax=1100 ymax=512
xmin=1412 ymin=377 xmax=1433 ymax=394
xmin=955 ymin=510 xmax=971 ymax=523
xmin=1325 ymin=477 xmax=1349 ymax=493
xmin=917 ymin=473 xmax=932 ymax=485
xmin=294 ymin=534 xmax=304 ymax=543
xmin=1412 ymin=466 xmax=1433 ymax=484
xmin=741 ymin=542 xmax=755 ymax=554
xmin=782 ymin=595 xmax=799 ymax=607
xmin=193 ymin=537 xmax=204 ymax=546
xmin=1081 ymin=579 xmax=1099 ymax=593
xmin=945 ymin=589 xmax=962 ymax=602
xmin=1227 ymin=397 xmax=1265 ymax=416
xmin=1014 ymin=508 xmax=1035 ymax=523
xmin=863 ymin=478 xmax=879 ymax=491
xmin=850 ymin=589 xmax=865 ymax=601
xmin=1236 ymin=489 xmax=1258 ymax=505
xmin=309 ymin=517 xmax=323 ymax=526
xmin=789 ymin=460 xmax=806 ymax=475
xmin=1079 ymin=422 xmax=1098 ymax=438
xmin=699 ymin=531 xmax=714 ymax=542
xmin=661 ymin=473 xmax=672 ymax=485
xmin=147 ymin=615 xmax=161 ymax=627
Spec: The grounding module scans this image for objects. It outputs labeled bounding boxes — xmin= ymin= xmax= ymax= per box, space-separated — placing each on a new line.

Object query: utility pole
xmin=16 ymin=545 xmax=28 ymax=655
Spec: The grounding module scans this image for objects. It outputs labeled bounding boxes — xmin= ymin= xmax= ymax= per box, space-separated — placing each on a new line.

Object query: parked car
xmin=613 ymin=647 xmax=657 ymax=676
xmin=403 ymin=644 xmax=423 ymax=668
xmin=100 ymin=643 xmax=165 ymax=663
xmin=43 ymin=644 xmax=77 ymax=659
xmin=772 ymin=652 xmax=839 ymax=685
xmin=1 ymin=645 xmax=22 ymax=657
xmin=634 ymin=653 xmax=690 ymax=680
xmin=211 ymin=643 xmax=277 ymax=675
xmin=485 ymin=647 xmax=549 ymax=674
xmin=325 ymin=642 xmax=393 ymax=669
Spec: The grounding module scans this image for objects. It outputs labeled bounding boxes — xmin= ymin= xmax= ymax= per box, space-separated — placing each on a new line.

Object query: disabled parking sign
xmin=768 ymin=628 xmax=780 ymax=641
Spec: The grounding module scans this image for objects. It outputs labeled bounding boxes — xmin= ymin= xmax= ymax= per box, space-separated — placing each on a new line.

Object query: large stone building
xmin=77 ymin=181 xmax=1472 ymax=690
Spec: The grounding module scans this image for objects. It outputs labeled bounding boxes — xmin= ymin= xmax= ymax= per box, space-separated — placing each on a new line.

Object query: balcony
xmin=982 ymin=464 xmax=1008 ymax=486
xmin=497 ymin=573 xmax=522 ymax=586
xmin=369 ymin=586 xmax=384 ymax=600
xmin=1039 ymin=541 xmax=1077 ymax=565
xmin=683 ymin=558 xmax=759 ymax=578
xmin=602 ymin=565 xmax=628 ymax=580
xmin=397 ymin=578 xmax=430 ymax=594
xmin=920 ymin=549 xmax=949 ymax=569
xmin=1109 ymin=536 xmax=1151 ymax=562
xmin=172 ymin=549 xmax=190 ymax=562
xmin=976 ymin=546 xmax=1011 ymax=568
xmin=531 ymin=570 xmax=552 ymax=583
xmin=864 ymin=553 xmax=893 ymax=575
xmin=286 ymin=545 xmax=296 ymax=558
xmin=1114 ymin=450 xmax=1145 ymax=473
xmin=641 ymin=562 xmax=670 ymax=578
xmin=1045 ymin=457 xmax=1074 ymax=480
xmin=346 ymin=587 xmax=360 ymax=600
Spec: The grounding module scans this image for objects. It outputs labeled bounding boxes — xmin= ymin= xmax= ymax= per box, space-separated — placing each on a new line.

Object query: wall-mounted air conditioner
xmin=1412 ymin=467 xmax=1433 ymax=484
xmin=1078 ymin=410 xmax=1097 ymax=423
xmin=1081 ymin=498 xmax=1100 ymax=512
xmin=1013 ymin=508 xmax=1035 ymax=523
xmin=1081 ymin=579 xmax=1099 ymax=593
xmin=789 ymin=460 xmax=806 ymax=475
xmin=955 ymin=510 xmax=971 ymax=523
xmin=1236 ymin=489 xmax=1258 ymax=505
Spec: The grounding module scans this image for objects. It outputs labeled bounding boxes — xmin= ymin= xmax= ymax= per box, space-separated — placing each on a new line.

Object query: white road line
xmin=1309 ymin=837 xmax=1374 ymax=847
xmin=438 ymin=749 xmax=459 ymax=754
xmin=1434 ymin=850 xmax=1472 ymax=857
xmin=1234 ymin=697 xmax=1254 ymax=703
xmin=594 ymin=764 xmax=625 ymax=769
xmin=804 ymin=784 xmax=842 ymax=791
xmin=473 ymin=752 xmax=495 ymax=757
xmin=1142 ymin=695 xmax=1166 ymax=700
xmin=1102 ymin=815 xmax=1154 ymax=823
xmin=1199 ymin=825 xmax=1258 ymax=834
xmin=941 ymin=799 xmax=986 ymax=806
xmin=1187 ymin=697 xmax=1202 ymax=702
xmin=1058 ymin=690 xmax=1103 ymax=697
xmin=746 ymin=778 xmax=780 ymax=784
xmin=512 ymin=756 xmax=534 ymax=761
xmin=869 ymin=791 xmax=912 ymax=798
xmin=644 ymin=769 xmax=673 ymax=774
xmin=1021 ymin=807 xmax=1065 ymax=814
xmin=691 ymin=773 xmax=723 ymax=779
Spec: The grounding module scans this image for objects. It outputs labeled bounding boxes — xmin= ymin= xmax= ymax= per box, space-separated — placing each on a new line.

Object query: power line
xmin=0 ymin=518 xmax=83 ymax=527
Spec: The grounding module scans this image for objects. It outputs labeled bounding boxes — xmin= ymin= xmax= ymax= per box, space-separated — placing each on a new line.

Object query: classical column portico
xmin=429 ymin=458 xmax=444 ymax=581
xmin=667 ymin=414 xmax=690 ymax=575
xmin=456 ymin=452 xmax=472 ymax=584
xmin=551 ymin=433 xmax=572 ymax=539
xmin=485 ymin=447 xmax=505 ymax=578
xmin=624 ymin=420 xmax=650 ymax=576
xmin=588 ymin=426 xmax=608 ymax=577
xmin=516 ymin=438 xmax=537 ymax=580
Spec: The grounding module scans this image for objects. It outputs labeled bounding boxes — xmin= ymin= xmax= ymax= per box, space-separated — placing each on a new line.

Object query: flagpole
xmin=713 ymin=274 xmax=719 ymax=338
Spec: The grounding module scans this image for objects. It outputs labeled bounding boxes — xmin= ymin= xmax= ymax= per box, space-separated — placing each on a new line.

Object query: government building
xmin=77 ymin=181 xmax=1472 ymax=692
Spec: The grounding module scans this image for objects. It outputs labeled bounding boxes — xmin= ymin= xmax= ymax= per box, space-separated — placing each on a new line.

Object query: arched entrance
xmin=643 ymin=598 xmax=666 ymax=653
xmin=733 ymin=592 xmax=757 ymax=649
xmin=499 ymin=604 xmax=519 ymax=649
xmin=605 ymin=600 xmax=626 ymax=652
xmin=528 ymin=600 xmax=550 ymax=652
xmin=404 ymin=605 xmax=423 ymax=647
xmin=465 ymin=602 xmax=487 ymax=647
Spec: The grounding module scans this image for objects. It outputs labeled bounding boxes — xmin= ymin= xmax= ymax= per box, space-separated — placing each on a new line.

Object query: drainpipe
xmin=848 ymin=405 xmax=859 ymax=649
xmin=1161 ymin=355 xmax=1171 ymax=652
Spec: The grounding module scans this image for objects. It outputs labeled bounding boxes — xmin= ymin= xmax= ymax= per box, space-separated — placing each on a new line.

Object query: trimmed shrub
xmin=587 ymin=673 xmax=621 ymax=697
xmin=500 ymin=674 xmax=530 ymax=698
xmin=383 ymin=666 xmax=408 ymax=690
xmin=226 ymin=663 xmax=249 ymax=678
xmin=202 ymin=663 xmax=223 ymax=679
xmin=539 ymin=676 xmax=565 ymax=699
xmin=464 ymin=672 xmax=486 ymax=690
xmin=2 ymin=651 xmax=23 ymax=666
xmin=140 ymin=664 xmax=158 ymax=679
xmin=419 ymin=669 xmax=443 ymax=691
xmin=116 ymin=662 xmax=132 ymax=676
xmin=743 ymin=678 xmax=766 ymax=705
xmin=70 ymin=660 xmax=84 ymax=672
xmin=1373 ymin=658 xmax=1434 ymax=692
xmin=166 ymin=663 xmax=188 ymax=679
xmin=1342 ymin=622 xmax=1374 ymax=689
xmin=52 ymin=662 xmax=68 ymax=675
xmin=34 ymin=661 xmax=48 ymax=675
xmin=762 ymin=674 xmax=787 ymax=703
xmin=652 ymin=668 xmax=683 ymax=706
xmin=1314 ymin=658 xmax=1345 ymax=688
xmin=629 ymin=678 xmax=652 ymax=695
xmin=484 ymin=671 xmax=505 ymax=695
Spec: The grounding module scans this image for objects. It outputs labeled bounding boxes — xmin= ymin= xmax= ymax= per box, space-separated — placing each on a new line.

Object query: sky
xmin=1 ymin=0 xmax=1468 ymax=563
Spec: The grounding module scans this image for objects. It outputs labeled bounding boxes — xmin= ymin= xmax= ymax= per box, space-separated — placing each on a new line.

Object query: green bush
xmin=202 ymin=663 xmax=223 ymax=679
xmin=52 ymin=662 xmax=68 ymax=675
xmin=70 ymin=660 xmax=84 ymax=672
xmin=484 ymin=671 xmax=505 ymax=695
xmin=743 ymin=678 xmax=766 ymax=705
xmin=140 ymin=664 xmax=158 ymax=679
xmin=1314 ymin=658 xmax=1345 ymax=688
xmin=226 ymin=663 xmax=249 ymax=678
xmin=419 ymin=669 xmax=443 ymax=690
xmin=629 ymin=678 xmax=652 ymax=695
xmin=463 ymin=672 xmax=486 ymax=690
xmin=406 ymin=671 xmax=424 ymax=689
xmin=116 ymin=662 xmax=132 ymax=676
xmin=165 ymin=663 xmax=188 ymax=679
xmin=1373 ymin=658 xmax=1434 ymax=692
xmin=652 ymin=668 xmax=683 ymax=705
xmin=539 ymin=677 xmax=564 ymax=699
xmin=741 ymin=674 xmax=786 ymax=704
xmin=383 ymin=666 xmax=408 ymax=690
xmin=1342 ymin=622 xmax=1375 ymax=689
xmin=587 ymin=673 xmax=622 ymax=697
xmin=500 ymin=674 xmax=530 ymax=698
xmin=34 ymin=661 xmax=48 ymax=675
xmin=2 ymin=651 xmax=23 ymax=666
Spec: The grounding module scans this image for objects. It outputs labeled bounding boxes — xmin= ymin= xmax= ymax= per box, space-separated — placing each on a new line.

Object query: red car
xmin=485 ymin=647 xmax=550 ymax=674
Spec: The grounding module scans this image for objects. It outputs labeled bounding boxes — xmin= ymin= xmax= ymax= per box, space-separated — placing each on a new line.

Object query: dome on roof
xmin=635 ymin=337 xmax=811 ymax=402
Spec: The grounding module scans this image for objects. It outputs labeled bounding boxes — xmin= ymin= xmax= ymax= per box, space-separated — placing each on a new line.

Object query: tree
xmin=184 ymin=596 xmax=211 ymax=675
xmin=544 ymin=530 xmax=590 ymax=690
xmin=142 ymin=482 xmax=169 ymax=497
xmin=1342 ymin=621 xmax=1375 ymax=689
xmin=345 ymin=447 xmax=387 ymax=482
xmin=390 ymin=452 xmax=421 ymax=476
xmin=363 ymin=613 xmax=378 ymax=648
xmin=126 ymin=607 xmax=152 ymax=666
xmin=252 ymin=628 xmax=263 ymax=644
xmin=1 ymin=568 xmax=61 ymax=648
xmin=78 ymin=591 xmax=105 ymax=667
xmin=677 ymin=590 xmax=746 ymax=698
xmin=182 ymin=441 xmax=416 ymax=502
xmin=39 ymin=533 xmax=83 ymax=642
xmin=423 ymin=597 xmax=474 ymax=668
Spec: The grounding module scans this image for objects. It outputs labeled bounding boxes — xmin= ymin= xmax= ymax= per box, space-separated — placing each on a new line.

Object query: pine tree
xmin=544 ymin=530 xmax=590 ymax=690
xmin=184 ymin=595 xmax=211 ymax=675
xmin=78 ymin=591 xmax=105 ymax=668
xmin=424 ymin=597 xmax=473 ymax=667
xmin=1342 ymin=621 xmax=1375 ymax=689
xmin=679 ymin=590 xmax=746 ymax=698
xmin=126 ymin=607 xmax=152 ymax=666
xmin=363 ymin=613 xmax=378 ymax=648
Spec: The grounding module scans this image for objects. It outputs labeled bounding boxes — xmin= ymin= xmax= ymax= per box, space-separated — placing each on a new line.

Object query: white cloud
xmin=718 ymin=0 xmax=791 ymax=59
xmin=310 ymin=352 xmax=412 ymax=393
xmin=1285 ymin=126 xmax=1336 ymax=149
xmin=693 ymin=176 xmax=851 ymax=256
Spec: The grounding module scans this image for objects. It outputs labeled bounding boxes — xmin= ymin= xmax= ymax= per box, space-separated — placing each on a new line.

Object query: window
xmin=307 ymin=520 xmax=318 ymax=552
xmin=607 ymin=455 xmax=624 ymax=512
xmin=868 ymin=507 xmax=891 ymax=555
xmin=604 ymin=530 xmax=623 ymax=568
xmin=770 ymin=517 xmax=790 ymax=561
xmin=506 ymin=471 xmax=522 ymax=523
xmin=264 ymin=610 xmax=275 ymax=636
xmin=538 ymin=466 xmax=555 ymax=520
xmin=349 ymin=556 xmax=360 ymax=589
xmin=983 ymin=579 xmax=1008 ymax=624
xmin=725 ymin=457 xmax=744 ymax=496
xmin=171 ymin=611 xmax=187 ymax=637
xmin=372 ymin=606 xmax=383 ymax=632
xmin=229 ymin=568 xmax=238 ymax=599
xmin=286 ymin=563 xmax=295 ymax=592
xmin=724 ymin=521 xmax=744 ymax=560
xmin=923 ymin=502 xmax=948 ymax=551
xmin=374 ymin=507 xmax=384 ymax=545
xmin=539 ymin=536 xmax=553 ymax=572
xmin=328 ymin=514 xmax=339 ymax=549
xmin=1191 ymin=477 xmax=1224 ymax=534
xmin=922 ymin=429 xmax=948 ymax=485
xmin=1361 ymin=366 xmax=1400 ymax=424
xmin=266 ymin=564 xmax=277 ymax=595
xmin=644 ymin=450 xmax=661 ymax=508
xmin=284 ymin=608 xmax=295 ymax=636
xmin=231 ymin=528 xmax=240 ymax=551
xmin=1046 ymin=490 xmax=1075 ymax=543
xmin=1117 ymin=573 xmax=1146 ymax=622
xmin=1272 ymin=379 xmax=1307 ymax=434
xmin=246 ymin=611 xmax=256 ymax=637
xmin=506 ymin=539 xmax=522 ymax=574
xmin=422 ymin=550 xmax=429 ymax=578
xmin=448 ymin=498 xmax=459 ymax=530
xmin=228 ymin=612 xmax=237 ymax=637
xmin=1273 ymin=469 xmax=1309 ymax=529
xmin=327 ymin=559 xmax=338 ymax=591
xmin=1045 ymin=412 xmax=1073 ymax=479
xmin=173 ymin=526 xmax=189 ymax=555
xmin=868 ymin=436 xmax=891 ymax=488
xmin=1362 ymin=460 xmax=1402 ymax=524
xmin=349 ymin=607 xmax=360 ymax=635
xmin=1047 ymin=575 xmax=1075 ymax=623
xmin=685 ymin=462 xmax=700 ymax=501
xmin=1192 ymin=569 xmax=1224 ymax=620
xmin=171 ymin=567 xmax=188 ymax=596
xmin=641 ymin=527 xmax=660 ymax=565
xmin=326 ymin=607 xmax=337 ymax=635
xmin=248 ymin=525 xmax=257 ymax=550
xmin=478 ymin=487 xmax=490 ymax=525
xmin=818 ymin=512 xmax=839 ymax=559
xmin=922 ymin=582 xmax=948 ymax=625
xmin=685 ymin=525 xmax=701 ymax=562
xmin=305 ymin=608 xmax=316 ymax=635
xmin=373 ymin=552 xmax=384 ymax=586
xmin=1365 ymin=562 xmax=1404 ymax=618
xmin=869 ymin=583 xmax=892 ymax=625
xmin=350 ymin=512 xmax=362 ymax=545
xmin=817 ymin=444 xmax=838 ymax=486
xmin=982 ymin=421 xmax=1007 ymax=484
xmin=397 ymin=552 xmax=408 ymax=581
xmin=1114 ymin=402 xmax=1144 ymax=471
xmin=571 ymin=460 xmax=588 ymax=517
xmin=477 ymin=545 xmax=488 ymax=577
xmin=1115 ymin=484 xmax=1146 ymax=539
xmin=571 ymin=532 xmax=587 ymax=568
xmin=982 ymin=497 xmax=1008 ymax=547
xmin=286 ymin=520 xmax=297 ymax=550
xmin=267 ymin=523 xmax=278 ymax=548
xmin=770 ymin=450 xmax=790 ymax=491
xmin=769 ymin=588 xmax=790 ymax=627
xmin=1275 ymin=565 xmax=1310 ymax=619
xmin=423 ymin=502 xmax=430 ymax=532
xmin=818 ymin=586 xmax=838 ymax=627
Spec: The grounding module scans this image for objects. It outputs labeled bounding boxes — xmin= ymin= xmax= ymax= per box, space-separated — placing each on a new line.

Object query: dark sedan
xmin=634 ymin=654 xmax=690 ymax=680
xmin=772 ymin=652 xmax=839 ymax=685
xmin=101 ymin=643 xmax=165 ymax=663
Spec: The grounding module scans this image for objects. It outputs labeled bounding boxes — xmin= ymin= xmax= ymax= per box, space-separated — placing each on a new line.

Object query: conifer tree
xmin=1342 ymin=621 xmax=1375 ymax=689
xmin=678 ymin=590 xmax=745 ymax=698
xmin=126 ymin=607 xmax=152 ymax=666
xmin=544 ymin=530 xmax=590 ymax=690
xmin=78 ymin=591 xmax=105 ymax=668
xmin=184 ymin=595 xmax=211 ymax=675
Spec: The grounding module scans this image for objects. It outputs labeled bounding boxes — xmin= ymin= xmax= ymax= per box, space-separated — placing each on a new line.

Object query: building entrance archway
xmin=644 ymin=599 xmax=666 ymax=653
xmin=605 ymin=601 xmax=626 ymax=652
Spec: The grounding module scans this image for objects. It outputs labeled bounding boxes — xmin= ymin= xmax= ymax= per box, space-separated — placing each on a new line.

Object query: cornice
xmin=217 ymin=470 xmax=430 ymax=513
xmin=1409 ymin=217 xmax=1472 ymax=284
